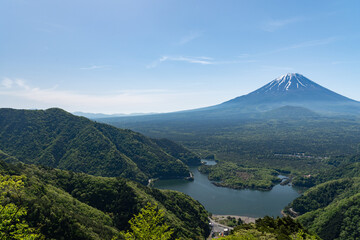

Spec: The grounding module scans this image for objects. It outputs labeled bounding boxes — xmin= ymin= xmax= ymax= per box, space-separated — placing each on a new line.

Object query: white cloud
xmin=177 ymin=31 xmax=202 ymax=45
xmin=80 ymin=65 xmax=109 ymax=70
xmin=238 ymin=54 xmax=251 ymax=58
xmin=1 ymin=78 xmax=31 ymax=90
xmin=15 ymin=79 xmax=30 ymax=90
xmin=262 ymin=17 xmax=304 ymax=32
xmin=162 ymin=56 xmax=214 ymax=65
xmin=146 ymin=56 xmax=256 ymax=69
xmin=0 ymin=76 xmax=247 ymax=114
xmin=279 ymin=37 xmax=338 ymax=51
xmin=0 ymin=78 xmax=224 ymax=114
xmin=0 ymin=78 xmax=167 ymax=108
xmin=146 ymin=56 xmax=214 ymax=68
xmin=238 ymin=37 xmax=339 ymax=59
xmin=1 ymin=78 xmax=13 ymax=88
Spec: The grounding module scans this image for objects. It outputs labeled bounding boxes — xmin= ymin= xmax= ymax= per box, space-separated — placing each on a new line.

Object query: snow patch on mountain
xmin=254 ymin=73 xmax=317 ymax=93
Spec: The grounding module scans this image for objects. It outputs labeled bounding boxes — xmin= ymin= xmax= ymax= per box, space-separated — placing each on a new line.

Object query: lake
xmin=154 ymin=160 xmax=300 ymax=217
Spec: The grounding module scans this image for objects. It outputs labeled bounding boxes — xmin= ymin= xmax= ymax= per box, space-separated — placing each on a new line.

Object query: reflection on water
xmin=154 ymin=160 xmax=300 ymax=217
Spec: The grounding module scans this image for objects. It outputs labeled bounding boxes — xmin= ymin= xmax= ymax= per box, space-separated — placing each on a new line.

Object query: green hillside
xmin=287 ymin=177 xmax=360 ymax=240
xmin=293 ymin=155 xmax=360 ymax=188
xmin=0 ymin=159 xmax=210 ymax=239
xmin=0 ymin=108 xmax=199 ymax=183
xmin=151 ymin=138 xmax=201 ymax=166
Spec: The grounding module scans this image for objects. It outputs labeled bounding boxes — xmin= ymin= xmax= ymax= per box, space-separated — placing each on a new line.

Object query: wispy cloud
xmin=262 ymin=17 xmax=304 ymax=32
xmin=146 ymin=56 xmax=214 ymax=68
xmin=1 ymin=78 xmax=30 ymax=90
xmin=0 ymin=78 xmax=229 ymax=114
xmin=238 ymin=54 xmax=251 ymax=58
xmin=0 ymin=78 xmax=175 ymax=113
xmin=163 ymin=56 xmax=214 ymax=64
xmin=147 ymin=56 xmax=256 ymax=69
xmin=80 ymin=65 xmax=110 ymax=70
xmin=177 ymin=31 xmax=202 ymax=45
xmin=238 ymin=37 xmax=339 ymax=59
xmin=1 ymin=78 xmax=14 ymax=88
xmin=276 ymin=37 xmax=338 ymax=52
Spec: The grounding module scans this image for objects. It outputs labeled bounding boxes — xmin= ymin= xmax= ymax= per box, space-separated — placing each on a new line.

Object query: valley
xmin=96 ymin=73 xmax=360 ymax=239
xmin=154 ymin=161 xmax=300 ymax=218
xmin=3 ymin=0 xmax=360 ymax=238
xmin=2 ymin=74 xmax=360 ymax=239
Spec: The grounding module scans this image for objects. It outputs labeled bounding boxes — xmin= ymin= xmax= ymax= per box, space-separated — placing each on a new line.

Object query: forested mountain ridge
xmin=0 ymin=108 xmax=200 ymax=183
xmin=285 ymin=155 xmax=360 ymax=240
xmin=0 ymin=159 xmax=210 ymax=239
xmin=287 ymin=177 xmax=360 ymax=240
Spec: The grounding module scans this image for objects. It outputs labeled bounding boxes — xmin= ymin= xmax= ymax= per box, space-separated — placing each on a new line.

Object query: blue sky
xmin=1 ymin=0 xmax=360 ymax=113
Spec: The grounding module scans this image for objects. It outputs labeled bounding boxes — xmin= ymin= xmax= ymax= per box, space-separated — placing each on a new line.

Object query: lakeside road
xmin=208 ymin=215 xmax=258 ymax=239
xmin=212 ymin=214 xmax=257 ymax=224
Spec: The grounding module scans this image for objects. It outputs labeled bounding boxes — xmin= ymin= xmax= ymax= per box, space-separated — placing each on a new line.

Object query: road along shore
xmin=211 ymin=214 xmax=257 ymax=224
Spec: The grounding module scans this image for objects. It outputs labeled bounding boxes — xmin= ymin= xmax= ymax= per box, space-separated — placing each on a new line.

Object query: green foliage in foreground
xmin=0 ymin=108 xmax=197 ymax=184
xmin=0 ymin=160 xmax=210 ymax=239
xmin=288 ymin=177 xmax=360 ymax=240
xmin=218 ymin=216 xmax=319 ymax=240
xmin=0 ymin=174 xmax=43 ymax=240
xmin=114 ymin=203 xmax=175 ymax=240
xmin=199 ymin=162 xmax=281 ymax=190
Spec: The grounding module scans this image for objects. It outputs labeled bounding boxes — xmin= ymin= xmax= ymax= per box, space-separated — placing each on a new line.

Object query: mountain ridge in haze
xmin=73 ymin=111 xmax=158 ymax=119
xmin=102 ymin=73 xmax=360 ymax=125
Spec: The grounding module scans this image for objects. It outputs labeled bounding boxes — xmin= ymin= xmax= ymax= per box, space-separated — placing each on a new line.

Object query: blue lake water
xmin=154 ymin=160 xmax=300 ymax=217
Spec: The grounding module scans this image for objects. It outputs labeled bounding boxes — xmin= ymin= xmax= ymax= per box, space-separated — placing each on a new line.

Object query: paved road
xmin=208 ymin=218 xmax=233 ymax=239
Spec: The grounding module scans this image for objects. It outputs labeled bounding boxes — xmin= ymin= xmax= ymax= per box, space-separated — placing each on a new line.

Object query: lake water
xmin=154 ymin=160 xmax=300 ymax=217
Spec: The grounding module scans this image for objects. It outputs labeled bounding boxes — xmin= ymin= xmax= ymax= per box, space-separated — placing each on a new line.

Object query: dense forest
xmin=3 ymin=107 xmax=360 ymax=239
xmin=104 ymin=111 xmax=360 ymax=161
xmin=283 ymin=154 xmax=360 ymax=240
xmin=103 ymin=111 xmax=360 ymax=187
xmin=0 ymin=108 xmax=210 ymax=239
xmin=102 ymin=109 xmax=360 ymax=239
xmin=287 ymin=178 xmax=360 ymax=240
xmin=198 ymin=161 xmax=281 ymax=190
xmin=0 ymin=108 xmax=201 ymax=184
xmin=0 ymin=158 xmax=210 ymax=239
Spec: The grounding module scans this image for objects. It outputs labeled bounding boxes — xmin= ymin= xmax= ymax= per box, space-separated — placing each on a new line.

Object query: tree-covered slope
xmin=293 ymin=155 xmax=360 ymax=188
xmin=0 ymin=108 xmax=195 ymax=183
xmin=287 ymin=177 xmax=360 ymax=240
xmin=0 ymin=159 xmax=210 ymax=239
xmin=151 ymin=138 xmax=201 ymax=165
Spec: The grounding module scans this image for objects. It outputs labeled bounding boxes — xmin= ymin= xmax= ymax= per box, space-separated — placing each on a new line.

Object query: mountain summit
xmin=254 ymin=73 xmax=321 ymax=93
xmin=223 ymin=73 xmax=356 ymax=109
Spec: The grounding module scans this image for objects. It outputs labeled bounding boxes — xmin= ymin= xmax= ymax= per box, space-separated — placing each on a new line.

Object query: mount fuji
xmin=219 ymin=73 xmax=359 ymax=114
xmin=102 ymin=73 xmax=360 ymax=125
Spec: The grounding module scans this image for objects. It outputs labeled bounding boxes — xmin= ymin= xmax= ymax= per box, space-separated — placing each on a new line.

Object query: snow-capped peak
xmin=259 ymin=73 xmax=313 ymax=93
xmin=223 ymin=73 xmax=356 ymax=106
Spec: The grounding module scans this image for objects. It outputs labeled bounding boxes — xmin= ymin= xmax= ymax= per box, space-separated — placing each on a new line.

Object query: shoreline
xmin=212 ymin=214 xmax=257 ymax=224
